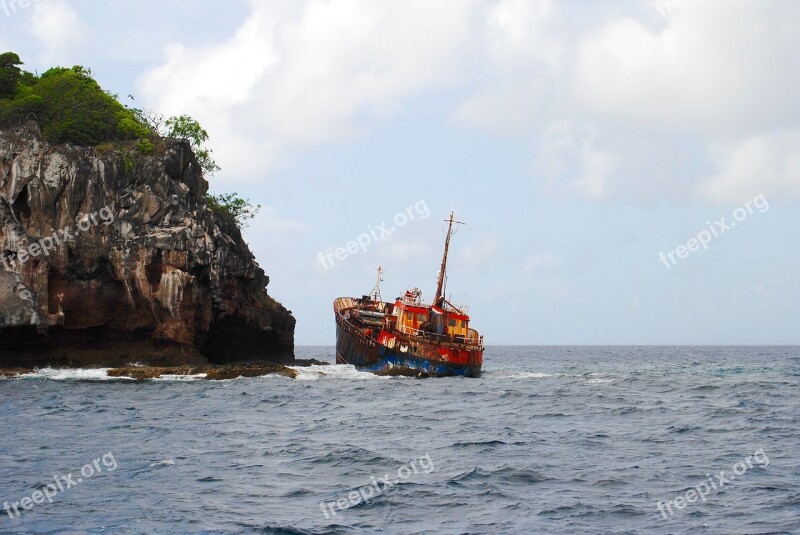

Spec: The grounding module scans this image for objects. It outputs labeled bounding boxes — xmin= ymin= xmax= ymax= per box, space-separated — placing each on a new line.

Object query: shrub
xmin=0 ymin=58 xmax=151 ymax=146
xmin=206 ymin=192 xmax=261 ymax=228
xmin=136 ymin=138 xmax=155 ymax=155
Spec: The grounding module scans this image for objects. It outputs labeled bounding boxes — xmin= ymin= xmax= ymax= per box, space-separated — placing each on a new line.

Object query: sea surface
xmin=1 ymin=346 xmax=798 ymax=534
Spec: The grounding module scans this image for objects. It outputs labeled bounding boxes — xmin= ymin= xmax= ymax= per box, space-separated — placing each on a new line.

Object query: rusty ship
xmin=334 ymin=211 xmax=484 ymax=378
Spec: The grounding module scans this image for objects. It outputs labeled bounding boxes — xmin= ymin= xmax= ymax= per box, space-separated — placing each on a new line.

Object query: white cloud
xmin=461 ymin=0 xmax=800 ymax=204
xmin=484 ymin=0 xmax=561 ymax=71
xmin=28 ymin=0 xmax=88 ymax=64
xmin=698 ymin=129 xmax=800 ymax=203
xmin=453 ymin=0 xmax=561 ymax=134
xmin=453 ymin=78 xmax=548 ymax=135
xmin=139 ymin=0 xmax=476 ymax=182
xmin=136 ymin=0 xmax=800 ymax=205
xmin=538 ymin=120 xmax=618 ymax=201
xmin=572 ymin=0 xmax=800 ymax=133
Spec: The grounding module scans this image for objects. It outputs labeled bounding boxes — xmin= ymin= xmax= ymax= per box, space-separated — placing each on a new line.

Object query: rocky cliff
xmin=0 ymin=122 xmax=295 ymax=368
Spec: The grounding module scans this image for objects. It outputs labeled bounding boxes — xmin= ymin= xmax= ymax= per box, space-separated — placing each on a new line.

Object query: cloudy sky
xmin=3 ymin=0 xmax=798 ymax=344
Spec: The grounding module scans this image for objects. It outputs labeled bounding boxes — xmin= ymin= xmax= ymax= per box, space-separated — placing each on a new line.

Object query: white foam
xmin=152 ymin=374 xmax=207 ymax=381
xmin=18 ymin=368 xmax=134 ymax=381
xmin=584 ymin=377 xmax=615 ymax=384
xmin=149 ymin=459 xmax=175 ymax=467
xmin=482 ymin=370 xmax=557 ymax=380
xmin=289 ymin=364 xmax=385 ymax=381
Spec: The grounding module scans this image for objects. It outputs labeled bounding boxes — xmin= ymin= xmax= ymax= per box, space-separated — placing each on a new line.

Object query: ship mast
xmin=434 ymin=210 xmax=464 ymax=306
xmin=369 ymin=265 xmax=384 ymax=302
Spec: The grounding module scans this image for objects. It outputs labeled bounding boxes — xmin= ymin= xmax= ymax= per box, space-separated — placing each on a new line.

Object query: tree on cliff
xmin=165 ymin=114 xmax=221 ymax=176
xmin=0 ymin=52 xmax=23 ymax=99
xmin=205 ymin=192 xmax=261 ymax=227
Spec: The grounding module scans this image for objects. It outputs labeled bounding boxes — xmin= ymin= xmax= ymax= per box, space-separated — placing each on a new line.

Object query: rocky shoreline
xmin=0 ymin=359 xmax=328 ymax=381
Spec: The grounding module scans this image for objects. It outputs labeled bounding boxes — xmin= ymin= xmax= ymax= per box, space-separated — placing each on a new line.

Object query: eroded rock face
xmin=0 ymin=123 xmax=295 ymax=367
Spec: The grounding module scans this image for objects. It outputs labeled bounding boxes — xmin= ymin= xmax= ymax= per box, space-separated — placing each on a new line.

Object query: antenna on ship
xmin=369 ymin=266 xmax=384 ymax=302
xmin=434 ymin=210 xmax=464 ymax=307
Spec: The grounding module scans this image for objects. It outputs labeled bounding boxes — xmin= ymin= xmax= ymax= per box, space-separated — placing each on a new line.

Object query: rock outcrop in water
xmin=0 ymin=122 xmax=295 ymax=368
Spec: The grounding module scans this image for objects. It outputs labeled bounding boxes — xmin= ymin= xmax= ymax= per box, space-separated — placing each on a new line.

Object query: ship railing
xmin=336 ymin=308 xmax=378 ymax=349
xmin=398 ymin=325 xmax=484 ymax=350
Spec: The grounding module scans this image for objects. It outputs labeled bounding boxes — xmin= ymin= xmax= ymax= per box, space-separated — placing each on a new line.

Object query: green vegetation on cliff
xmin=0 ymin=52 xmax=259 ymax=228
xmin=0 ymin=55 xmax=149 ymax=146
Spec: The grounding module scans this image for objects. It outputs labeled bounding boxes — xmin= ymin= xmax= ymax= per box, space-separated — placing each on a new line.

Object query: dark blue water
xmin=1 ymin=347 xmax=798 ymax=534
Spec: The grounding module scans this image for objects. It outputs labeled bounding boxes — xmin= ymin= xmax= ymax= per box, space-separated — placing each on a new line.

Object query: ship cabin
xmin=393 ymin=294 xmax=472 ymax=342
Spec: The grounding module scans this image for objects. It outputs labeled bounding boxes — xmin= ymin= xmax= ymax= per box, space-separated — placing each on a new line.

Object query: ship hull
xmin=335 ymin=318 xmax=482 ymax=378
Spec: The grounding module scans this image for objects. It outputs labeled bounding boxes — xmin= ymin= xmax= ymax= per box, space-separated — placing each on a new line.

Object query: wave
xmin=583 ymin=377 xmax=615 ymax=384
xmin=482 ymin=370 xmax=558 ymax=380
xmin=289 ymin=364 xmax=392 ymax=381
xmin=258 ymin=525 xmax=317 ymax=535
xmin=482 ymin=370 xmax=618 ymax=385
xmin=12 ymin=365 xmax=404 ymax=382
xmin=18 ymin=368 xmax=134 ymax=381
xmin=149 ymin=459 xmax=176 ymax=468
xmin=152 ymin=373 xmax=208 ymax=381
xmin=448 ymin=465 xmax=553 ymax=485
xmin=15 ymin=368 xmax=215 ymax=382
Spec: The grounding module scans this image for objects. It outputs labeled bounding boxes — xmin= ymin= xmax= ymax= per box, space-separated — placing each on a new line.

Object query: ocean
xmin=1 ymin=346 xmax=798 ymax=534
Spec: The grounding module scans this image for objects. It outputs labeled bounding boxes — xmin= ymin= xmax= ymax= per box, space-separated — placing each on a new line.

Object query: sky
xmin=2 ymin=0 xmax=798 ymax=345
